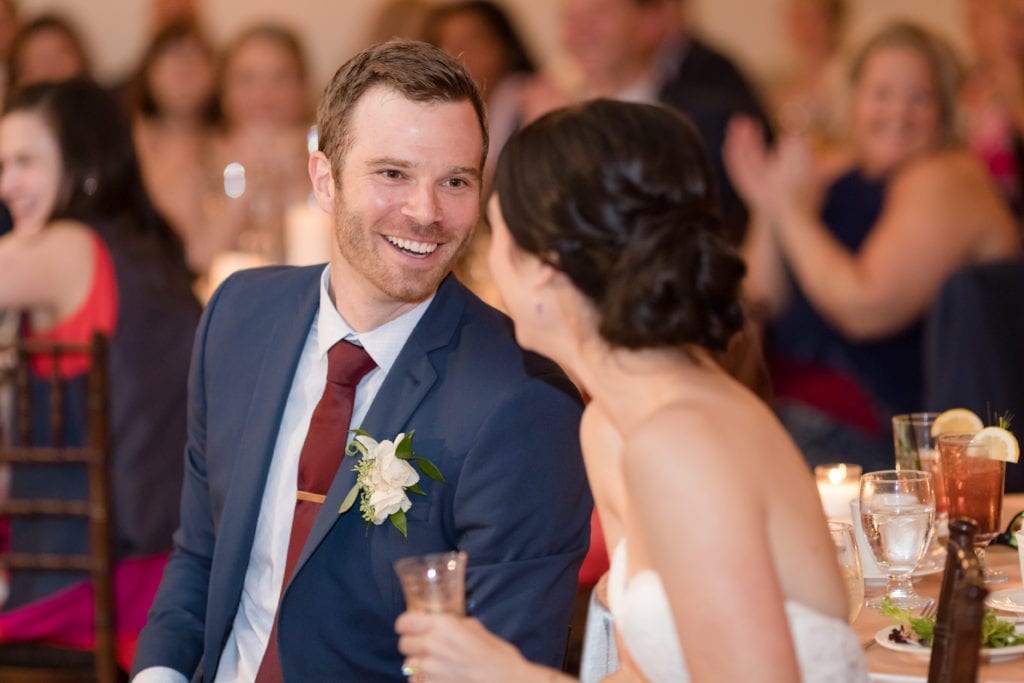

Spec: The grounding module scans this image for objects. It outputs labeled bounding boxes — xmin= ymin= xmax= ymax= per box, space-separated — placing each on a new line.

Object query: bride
xmin=395 ymin=100 xmax=867 ymax=682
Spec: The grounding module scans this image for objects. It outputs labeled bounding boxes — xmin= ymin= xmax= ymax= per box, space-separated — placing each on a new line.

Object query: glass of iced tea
xmin=938 ymin=433 xmax=1006 ymax=584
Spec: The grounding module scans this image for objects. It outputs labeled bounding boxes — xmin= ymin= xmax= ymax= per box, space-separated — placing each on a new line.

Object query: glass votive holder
xmin=815 ymin=463 xmax=863 ymax=521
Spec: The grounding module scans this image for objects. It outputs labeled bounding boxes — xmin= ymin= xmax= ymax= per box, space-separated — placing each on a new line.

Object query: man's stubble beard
xmin=332 ymin=201 xmax=476 ymax=304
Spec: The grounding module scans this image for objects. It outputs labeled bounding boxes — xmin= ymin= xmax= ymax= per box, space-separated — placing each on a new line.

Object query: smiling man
xmin=131 ymin=40 xmax=591 ymax=683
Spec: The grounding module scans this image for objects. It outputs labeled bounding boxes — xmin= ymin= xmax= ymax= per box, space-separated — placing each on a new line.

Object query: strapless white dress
xmin=607 ymin=541 xmax=869 ymax=682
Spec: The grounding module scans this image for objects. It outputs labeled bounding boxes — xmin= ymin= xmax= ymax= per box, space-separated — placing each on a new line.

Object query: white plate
xmin=986 ymin=588 xmax=1024 ymax=614
xmin=874 ymin=626 xmax=1024 ymax=663
xmin=863 ymin=552 xmax=945 ymax=585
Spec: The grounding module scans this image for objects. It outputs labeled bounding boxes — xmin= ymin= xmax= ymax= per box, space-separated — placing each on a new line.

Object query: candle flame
xmin=828 ymin=464 xmax=847 ymax=485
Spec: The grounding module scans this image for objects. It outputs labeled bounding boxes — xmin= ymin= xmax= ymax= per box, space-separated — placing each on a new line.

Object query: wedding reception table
xmin=855 ymin=492 xmax=1024 ymax=682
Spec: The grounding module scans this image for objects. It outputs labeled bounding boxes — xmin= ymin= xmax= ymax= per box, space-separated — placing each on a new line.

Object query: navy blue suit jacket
xmin=132 ymin=267 xmax=591 ymax=681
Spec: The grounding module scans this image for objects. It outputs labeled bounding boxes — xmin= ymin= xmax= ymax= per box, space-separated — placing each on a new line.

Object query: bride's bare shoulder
xmin=624 ymin=398 xmax=786 ymax=481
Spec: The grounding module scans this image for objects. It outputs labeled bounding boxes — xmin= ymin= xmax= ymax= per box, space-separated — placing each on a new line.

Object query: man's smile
xmin=384 ymin=234 xmax=440 ymax=258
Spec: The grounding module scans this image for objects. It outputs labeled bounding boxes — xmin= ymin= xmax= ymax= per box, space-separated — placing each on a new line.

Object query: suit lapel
xmin=207 ymin=269 xmax=320 ymax=652
xmin=289 ymin=276 xmax=468 ymax=579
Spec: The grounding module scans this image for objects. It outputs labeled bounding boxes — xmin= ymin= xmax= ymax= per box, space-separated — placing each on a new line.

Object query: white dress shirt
xmin=134 ymin=266 xmax=431 ymax=683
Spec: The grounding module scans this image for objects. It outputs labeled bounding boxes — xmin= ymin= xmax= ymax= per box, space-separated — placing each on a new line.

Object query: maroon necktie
xmin=255 ymin=340 xmax=376 ymax=683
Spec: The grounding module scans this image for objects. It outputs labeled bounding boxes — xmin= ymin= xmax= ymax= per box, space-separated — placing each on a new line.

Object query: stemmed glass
xmin=859 ymin=470 xmax=935 ymax=609
xmin=938 ymin=433 xmax=1007 ymax=584
xmin=828 ymin=520 xmax=864 ymax=623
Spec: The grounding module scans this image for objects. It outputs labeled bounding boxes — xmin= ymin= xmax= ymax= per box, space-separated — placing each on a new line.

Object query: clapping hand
xmin=723 ymin=115 xmax=776 ymax=214
xmin=772 ymin=130 xmax=821 ymax=220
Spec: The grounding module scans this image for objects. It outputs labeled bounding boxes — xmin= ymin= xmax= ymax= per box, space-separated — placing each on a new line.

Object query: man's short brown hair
xmin=317 ymin=39 xmax=488 ymax=175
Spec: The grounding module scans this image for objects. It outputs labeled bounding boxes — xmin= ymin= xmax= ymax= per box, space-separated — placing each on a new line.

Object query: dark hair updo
xmin=495 ymin=99 xmax=745 ymax=351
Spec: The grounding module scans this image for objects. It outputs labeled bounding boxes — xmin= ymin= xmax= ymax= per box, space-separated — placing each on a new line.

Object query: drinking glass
xmin=393 ymin=551 xmax=468 ymax=615
xmin=828 ymin=520 xmax=864 ymax=623
xmin=892 ymin=413 xmax=946 ymax=518
xmin=859 ymin=470 xmax=935 ymax=609
xmin=938 ymin=433 xmax=1007 ymax=584
xmin=1017 ymin=528 xmax=1024 ymax=582
xmin=893 ymin=413 xmax=947 ymax=558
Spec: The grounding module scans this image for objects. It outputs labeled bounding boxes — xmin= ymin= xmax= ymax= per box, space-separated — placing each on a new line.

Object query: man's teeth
xmin=385 ymin=236 xmax=438 ymax=255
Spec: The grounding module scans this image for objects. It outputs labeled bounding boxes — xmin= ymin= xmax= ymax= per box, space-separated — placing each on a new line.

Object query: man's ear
xmin=309 ymin=151 xmax=336 ymax=213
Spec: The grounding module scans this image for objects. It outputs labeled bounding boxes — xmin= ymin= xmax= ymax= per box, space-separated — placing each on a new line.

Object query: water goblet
xmin=828 ymin=520 xmax=864 ymax=623
xmin=938 ymin=433 xmax=1007 ymax=584
xmin=859 ymin=470 xmax=935 ymax=609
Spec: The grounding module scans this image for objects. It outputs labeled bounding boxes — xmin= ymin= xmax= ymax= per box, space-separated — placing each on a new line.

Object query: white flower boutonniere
xmin=338 ymin=429 xmax=445 ymax=538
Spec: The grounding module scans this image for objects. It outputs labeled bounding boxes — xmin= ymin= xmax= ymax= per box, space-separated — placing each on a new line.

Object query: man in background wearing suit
xmin=132 ymin=40 xmax=591 ymax=682
xmin=648 ymin=0 xmax=772 ymax=245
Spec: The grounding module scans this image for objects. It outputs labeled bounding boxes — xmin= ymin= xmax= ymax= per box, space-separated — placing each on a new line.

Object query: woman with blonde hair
xmin=725 ymin=21 xmax=1019 ymax=468
xmin=191 ymin=23 xmax=313 ymax=277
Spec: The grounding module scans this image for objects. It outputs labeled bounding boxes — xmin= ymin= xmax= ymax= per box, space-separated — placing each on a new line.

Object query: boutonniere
xmin=338 ymin=429 xmax=445 ymax=538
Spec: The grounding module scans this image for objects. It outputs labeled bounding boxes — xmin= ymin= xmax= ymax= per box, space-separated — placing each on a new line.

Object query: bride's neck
xmin=562 ymin=335 xmax=714 ymax=432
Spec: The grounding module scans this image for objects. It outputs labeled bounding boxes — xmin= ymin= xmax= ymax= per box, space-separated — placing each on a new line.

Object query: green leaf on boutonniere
xmin=415 ymin=457 xmax=445 ymax=483
xmin=346 ymin=429 xmax=371 ymax=457
xmin=396 ymin=430 xmax=415 ymax=459
xmin=390 ymin=509 xmax=408 ymax=538
xmin=338 ymin=482 xmax=361 ymax=514
xmin=407 ymin=483 xmax=425 ymax=496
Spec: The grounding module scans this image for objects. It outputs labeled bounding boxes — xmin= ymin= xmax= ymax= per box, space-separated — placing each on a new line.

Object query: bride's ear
xmin=525 ymin=253 xmax=566 ymax=295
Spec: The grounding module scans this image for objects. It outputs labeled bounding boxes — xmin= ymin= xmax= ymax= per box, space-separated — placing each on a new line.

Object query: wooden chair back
xmin=0 ymin=333 xmax=118 ymax=683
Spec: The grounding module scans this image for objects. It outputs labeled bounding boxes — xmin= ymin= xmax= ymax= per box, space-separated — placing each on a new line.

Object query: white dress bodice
xmin=607 ymin=540 xmax=868 ymax=682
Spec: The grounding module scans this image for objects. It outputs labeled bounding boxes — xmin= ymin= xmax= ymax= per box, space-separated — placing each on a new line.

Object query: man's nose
xmin=401 ymin=182 xmax=441 ymax=225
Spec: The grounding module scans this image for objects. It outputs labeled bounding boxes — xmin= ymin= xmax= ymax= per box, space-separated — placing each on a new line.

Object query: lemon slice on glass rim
xmin=931 ymin=408 xmax=984 ymax=437
xmin=974 ymin=426 xmax=1021 ymax=464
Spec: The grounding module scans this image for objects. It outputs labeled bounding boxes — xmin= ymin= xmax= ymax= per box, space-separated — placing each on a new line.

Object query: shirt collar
xmin=315 ymin=265 xmax=434 ymax=375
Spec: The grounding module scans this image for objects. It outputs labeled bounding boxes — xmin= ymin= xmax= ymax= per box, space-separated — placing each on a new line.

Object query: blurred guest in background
xmin=961 ymin=0 xmax=1024 ymax=223
xmin=767 ymin=0 xmax=848 ymax=155
xmin=366 ymin=0 xmax=431 ymax=46
xmin=0 ymin=0 xmax=19 ymax=104
xmin=425 ymin=0 xmax=536 ymax=197
xmin=726 ymin=21 xmax=1020 ymax=469
xmin=0 ymin=78 xmax=199 ymax=667
xmin=648 ymin=0 xmax=772 ymax=245
xmin=6 ymin=13 xmax=90 ymax=92
xmin=191 ymin=23 xmax=312 ymax=277
xmin=131 ymin=19 xmax=218 ymax=249
xmin=516 ymin=0 xmax=769 ymax=245
xmin=424 ymin=1 xmax=538 ymax=309
xmin=148 ymin=0 xmax=198 ymax=35
xmin=559 ymin=0 xmax=660 ymax=101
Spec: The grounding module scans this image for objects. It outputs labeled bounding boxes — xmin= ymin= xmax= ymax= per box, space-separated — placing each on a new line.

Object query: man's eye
xmin=446 ymin=177 xmax=468 ymax=188
xmin=382 ymin=169 xmax=403 ymax=179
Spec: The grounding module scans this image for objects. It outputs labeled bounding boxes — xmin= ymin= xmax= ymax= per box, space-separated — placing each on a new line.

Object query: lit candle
xmin=815 ymin=463 xmax=862 ymax=521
